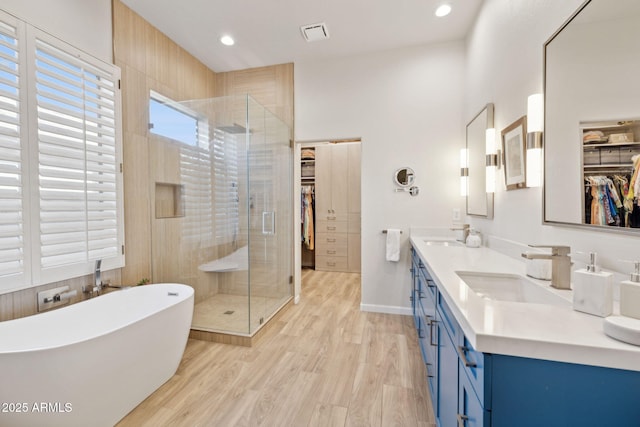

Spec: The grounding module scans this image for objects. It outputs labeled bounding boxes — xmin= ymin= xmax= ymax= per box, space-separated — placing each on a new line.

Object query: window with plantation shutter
xmin=0 ymin=12 xmax=123 ymax=293
xmin=0 ymin=13 xmax=28 ymax=288
xmin=30 ymin=28 xmax=123 ymax=284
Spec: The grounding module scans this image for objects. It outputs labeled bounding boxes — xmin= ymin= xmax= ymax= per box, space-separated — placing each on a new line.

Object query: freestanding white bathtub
xmin=0 ymin=283 xmax=194 ymax=427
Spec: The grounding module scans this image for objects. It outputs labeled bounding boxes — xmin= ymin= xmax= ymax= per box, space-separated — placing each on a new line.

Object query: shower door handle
xmin=262 ymin=211 xmax=276 ymax=235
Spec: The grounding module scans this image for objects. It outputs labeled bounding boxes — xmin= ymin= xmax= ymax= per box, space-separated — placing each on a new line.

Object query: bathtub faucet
xmin=94 ymin=259 xmax=103 ymax=293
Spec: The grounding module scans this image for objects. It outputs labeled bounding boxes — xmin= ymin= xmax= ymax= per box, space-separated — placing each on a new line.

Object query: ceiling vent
xmin=300 ymin=22 xmax=330 ymax=42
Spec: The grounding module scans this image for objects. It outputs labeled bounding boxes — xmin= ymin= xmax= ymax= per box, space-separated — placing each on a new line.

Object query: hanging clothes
xmin=585 ymin=174 xmax=635 ymax=227
xmin=301 ymin=186 xmax=315 ymax=250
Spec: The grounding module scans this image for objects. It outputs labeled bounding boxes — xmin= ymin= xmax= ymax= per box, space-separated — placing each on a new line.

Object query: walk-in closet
xmin=300 ymin=141 xmax=361 ymax=273
xmin=582 ymin=120 xmax=640 ymax=228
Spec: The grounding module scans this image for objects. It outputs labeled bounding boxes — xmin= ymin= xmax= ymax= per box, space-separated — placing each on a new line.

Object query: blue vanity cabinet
xmin=411 ymin=244 xmax=640 ymax=427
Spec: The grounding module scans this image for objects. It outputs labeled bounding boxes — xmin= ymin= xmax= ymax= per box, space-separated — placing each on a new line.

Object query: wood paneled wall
xmin=0 ymin=1 xmax=294 ymax=322
xmin=112 ymin=0 xmax=217 ymax=285
xmin=215 ymin=64 xmax=294 ymax=131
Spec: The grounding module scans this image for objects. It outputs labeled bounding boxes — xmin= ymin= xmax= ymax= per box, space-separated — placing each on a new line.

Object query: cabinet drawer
xmin=600 ymin=146 xmax=620 ymax=164
xmin=315 ymin=245 xmax=347 ymax=257
xmin=418 ymin=267 xmax=437 ymax=302
xmin=315 ymin=232 xmax=348 ymax=247
xmin=438 ymin=293 xmax=462 ymax=345
xmin=315 ymin=256 xmax=348 ymax=271
xmin=318 ymin=212 xmax=348 ymax=222
xmin=316 ymin=220 xmax=348 ymax=233
xmin=458 ymin=336 xmax=490 ymax=409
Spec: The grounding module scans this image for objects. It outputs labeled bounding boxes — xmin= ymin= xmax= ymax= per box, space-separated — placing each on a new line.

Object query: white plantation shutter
xmin=213 ymin=128 xmax=239 ymax=245
xmin=0 ymin=15 xmax=123 ymax=292
xmin=0 ymin=14 xmax=28 ymax=287
xmin=30 ymin=29 xmax=123 ymax=281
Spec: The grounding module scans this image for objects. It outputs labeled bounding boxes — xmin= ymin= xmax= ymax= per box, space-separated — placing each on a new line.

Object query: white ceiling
xmin=122 ymin=0 xmax=483 ymax=73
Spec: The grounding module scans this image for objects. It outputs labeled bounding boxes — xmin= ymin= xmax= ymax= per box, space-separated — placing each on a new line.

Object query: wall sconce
xmin=460 ymin=148 xmax=468 ymax=197
xmin=526 ymin=93 xmax=543 ymax=188
xmin=485 ymin=128 xmax=498 ymax=193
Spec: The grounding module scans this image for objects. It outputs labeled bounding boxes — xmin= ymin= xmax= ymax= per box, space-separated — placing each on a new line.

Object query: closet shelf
xmin=584 ymin=141 xmax=640 ymax=148
xmin=584 ymin=163 xmax=634 ymax=169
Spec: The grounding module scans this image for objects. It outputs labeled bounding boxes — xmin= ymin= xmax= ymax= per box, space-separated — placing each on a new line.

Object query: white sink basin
xmin=456 ymin=271 xmax=569 ymax=306
xmin=423 ymin=239 xmax=463 ymax=247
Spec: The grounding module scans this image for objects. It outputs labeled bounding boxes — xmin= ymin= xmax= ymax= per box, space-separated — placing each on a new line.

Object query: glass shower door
xmin=247 ymin=96 xmax=292 ymax=334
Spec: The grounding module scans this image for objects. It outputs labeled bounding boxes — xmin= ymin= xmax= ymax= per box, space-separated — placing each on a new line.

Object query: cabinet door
xmin=314 ymin=145 xmax=332 ymax=216
xmin=437 ymin=312 xmax=458 ymax=427
xmin=347 ymin=143 xmax=361 ymax=214
xmin=331 ymin=144 xmax=349 ymax=214
xmin=458 ymin=361 xmax=489 ymax=427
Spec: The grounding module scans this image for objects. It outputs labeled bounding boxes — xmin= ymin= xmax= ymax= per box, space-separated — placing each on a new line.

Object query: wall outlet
xmin=452 ymin=208 xmax=461 ymax=221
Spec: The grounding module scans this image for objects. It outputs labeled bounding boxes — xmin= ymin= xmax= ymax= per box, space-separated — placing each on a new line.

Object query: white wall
xmin=295 ymin=42 xmax=466 ymax=313
xmin=465 ymin=0 xmax=640 ymax=274
xmin=1 ymin=0 xmax=112 ymax=63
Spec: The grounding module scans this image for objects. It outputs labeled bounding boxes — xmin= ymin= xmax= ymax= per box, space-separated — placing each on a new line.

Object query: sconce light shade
xmin=526 ymin=93 xmax=544 ymax=187
xmin=460 ymin=148 xmax=468 ymax=197
xmin=527 ymin=94 xmax=544 ymax=133
xmin=485 ymin=128 xmax=497 ymax=193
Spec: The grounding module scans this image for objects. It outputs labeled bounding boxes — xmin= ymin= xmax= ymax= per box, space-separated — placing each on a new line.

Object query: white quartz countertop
xmin=410 ymin=234 xmax=640 ymax=372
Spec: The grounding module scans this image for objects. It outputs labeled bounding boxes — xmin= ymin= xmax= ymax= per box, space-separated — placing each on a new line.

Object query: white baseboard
xmin=294 ymin=295 xmax=300 ymax=304
xmin=360 ymin=303 xmax=412 ymax=316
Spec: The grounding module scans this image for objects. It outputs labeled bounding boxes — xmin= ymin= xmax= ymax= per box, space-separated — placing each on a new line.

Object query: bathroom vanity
xmin=410 ymin=236 xmax=640 ymax=427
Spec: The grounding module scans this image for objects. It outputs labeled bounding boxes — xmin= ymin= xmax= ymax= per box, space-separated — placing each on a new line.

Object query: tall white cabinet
xmin=314 ymin=143 xmax=361 ymax=272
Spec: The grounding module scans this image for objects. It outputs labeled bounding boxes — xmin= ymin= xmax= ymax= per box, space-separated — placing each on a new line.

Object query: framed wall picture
xmin=502 ymin=116 xmax=527 ymax=190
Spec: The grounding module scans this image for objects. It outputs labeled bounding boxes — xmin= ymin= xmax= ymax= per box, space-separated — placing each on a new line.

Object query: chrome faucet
xmin=94 ymin=259 xmax=102 ymax=293
xmin=522 ymin=245 xmax=572 ymax=290
xmin=451 ymin=223 xmax=470 ymax=242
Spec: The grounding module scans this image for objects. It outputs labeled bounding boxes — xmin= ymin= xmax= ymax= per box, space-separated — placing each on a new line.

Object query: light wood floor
xmin=117 ymin=269 xmax=435 ymax=426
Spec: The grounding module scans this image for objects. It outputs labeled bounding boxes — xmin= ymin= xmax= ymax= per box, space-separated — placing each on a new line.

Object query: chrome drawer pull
xmin=327 ymin=216 xmax=336 ymax=220
xmin=327 ymin=250 xmax=336 ymax=254
xmin=426 ymin=362 xmax=434 ymax=378
xmin=429 ymin=320 xmax=437 ymax=347
xmin=456 ymin=346 xmax=477 ymax=368
xmin=327 ymin=238 xmax=336 ymax=243
xmin=327 ymin=262 xmax=336 ymax=266
xmin=327 ymin=226 xmax=336 ymax=231
xmin=457 ymin=414 xmax=469 ymax=427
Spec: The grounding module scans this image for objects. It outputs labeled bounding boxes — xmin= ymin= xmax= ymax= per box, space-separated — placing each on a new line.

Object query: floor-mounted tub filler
xmin=0 ymin=283 xmax=194 ymax=427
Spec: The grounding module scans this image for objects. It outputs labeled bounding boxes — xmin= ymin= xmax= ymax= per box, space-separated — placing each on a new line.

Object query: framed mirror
xmin=544 ymin=0 xmax=640 ymax=232
xmin=466 ymin=103 xmax=494 ymax=218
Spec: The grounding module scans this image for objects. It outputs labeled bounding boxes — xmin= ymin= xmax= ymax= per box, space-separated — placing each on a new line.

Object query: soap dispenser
xmin=620 ymin=261 xmax=640 ymax=320
xmin=573 ymin=252 xmax=613 ymax=317
xmin=465 ymin=229 xmax=481 ymax=248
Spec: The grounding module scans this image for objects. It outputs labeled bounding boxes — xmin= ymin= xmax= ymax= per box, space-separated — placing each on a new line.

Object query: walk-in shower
xmin=148 ymin=94 xmax=292 ymax=340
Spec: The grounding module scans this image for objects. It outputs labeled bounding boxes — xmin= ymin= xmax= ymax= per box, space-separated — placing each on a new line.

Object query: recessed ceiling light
xmin=435 ymin=4 xmax=452 ymax=17
xmin=220 ymin=35 xmax=235 ymax=46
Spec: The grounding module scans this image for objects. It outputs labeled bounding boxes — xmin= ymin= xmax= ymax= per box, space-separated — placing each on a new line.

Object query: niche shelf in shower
xmin=155 ymin=182 xmax=185 ymax=218
xmin=198 ymin=246 xmax=248 ymax=272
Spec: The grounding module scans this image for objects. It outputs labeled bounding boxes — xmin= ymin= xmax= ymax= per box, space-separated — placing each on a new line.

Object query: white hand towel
xmin=385 ymin=229 xmax=401 ymax=262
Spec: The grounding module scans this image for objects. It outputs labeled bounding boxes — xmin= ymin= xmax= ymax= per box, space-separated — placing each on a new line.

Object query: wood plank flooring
xmin=117 ymin=269 xmax=435 ymax=426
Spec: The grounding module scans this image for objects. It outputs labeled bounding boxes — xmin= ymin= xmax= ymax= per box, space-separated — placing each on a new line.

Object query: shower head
xmin=215 ymin=124 xmax=247 ymax=134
